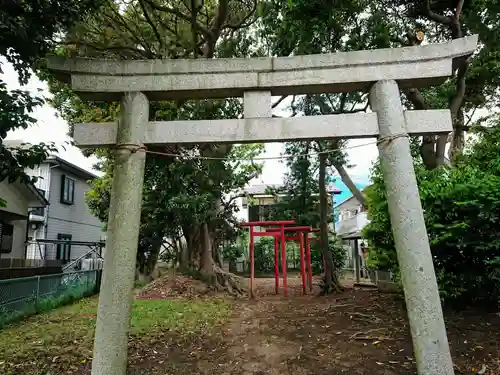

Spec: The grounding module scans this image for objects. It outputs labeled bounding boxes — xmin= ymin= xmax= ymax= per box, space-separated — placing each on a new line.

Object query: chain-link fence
xmin=0 ymin=270 xmax=102 ymax=327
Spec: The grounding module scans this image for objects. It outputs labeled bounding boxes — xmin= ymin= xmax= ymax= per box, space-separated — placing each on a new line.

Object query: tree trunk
xmin=181 ymin=229 xmax=195 ymax=269
xmin=333 ymin=161 xmax=366 ymax=208
xmin=197 ymin=221 xmax=245 ymax=295
xmin=200 ymin=223 xmax=215 ymax=275
xmin=319 ymin=153 xmax=342 ymax=294
xmin=449 ymin=109 xmax=466 ymax=162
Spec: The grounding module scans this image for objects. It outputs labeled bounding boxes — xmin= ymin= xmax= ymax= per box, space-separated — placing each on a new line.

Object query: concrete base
xmin=377 ymin=281 xmax=402 ymax=294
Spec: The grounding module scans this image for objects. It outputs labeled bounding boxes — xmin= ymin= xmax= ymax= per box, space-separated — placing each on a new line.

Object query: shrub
xmin=363 ymin=123 xmax=500 ymax=307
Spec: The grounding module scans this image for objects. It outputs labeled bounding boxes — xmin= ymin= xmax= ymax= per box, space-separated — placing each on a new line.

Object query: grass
xmin=0 ymin=296 xmax=231 ymax=374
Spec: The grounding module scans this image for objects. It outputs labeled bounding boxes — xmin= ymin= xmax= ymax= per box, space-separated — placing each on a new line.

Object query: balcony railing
xmin=336 ymin=211 xmax=369 ymax=236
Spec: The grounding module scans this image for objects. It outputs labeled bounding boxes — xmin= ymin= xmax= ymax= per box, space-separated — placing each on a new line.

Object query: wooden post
xmin=249 ymin=226 xmax=255 ymax=299
xmin=305 ymin=233 xmax=313 ymax=292
xmin=280 ymin=224 xmax=288 ymax=297
xmin=299 ymin=232 xmax=306 ymax=295
xmin=273 ymin=235 xmax=279 ymax=295
xmin=354 ymin=239 xmax=360 ymax=284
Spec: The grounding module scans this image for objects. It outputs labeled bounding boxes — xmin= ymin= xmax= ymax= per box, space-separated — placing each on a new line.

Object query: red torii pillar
xmin=266 ymin=226 xmax=312 ymax=295
xmin=299 ymin=228 xmax=324 ymax=292
xmin=240 ymin=220 xmax=295 ymax=298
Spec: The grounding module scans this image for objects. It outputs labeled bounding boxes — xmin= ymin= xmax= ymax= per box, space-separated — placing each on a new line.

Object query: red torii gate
xmin=265 ymin=226 xmax=312 ymax=295
xmin=239 ymin=220 xmax=295 ymax=298
xmin=240 ymin=221 xmax=324 ymax=298
xmin=266 ymin=226 xmax=323 ymax=294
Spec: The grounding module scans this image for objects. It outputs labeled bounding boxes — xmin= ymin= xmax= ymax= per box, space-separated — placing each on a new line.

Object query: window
xmin=248 ymin=205 xmax=259 ymax=222
xmin=56 ymin=234 xmax=72 ymax=261
xmin=0 ymin=221 xmax=14 ymax=253
xmin=60 ymin=175 xmax=75 ymax=205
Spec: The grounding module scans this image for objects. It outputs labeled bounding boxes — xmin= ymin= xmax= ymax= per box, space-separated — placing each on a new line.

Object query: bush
xmin=309 ymin=234 xmax=347 ymax=273
xmin=363 ymin=124 xmax=500 ymax=306
xmin=254 ymin=237 xmax=276 ymax=274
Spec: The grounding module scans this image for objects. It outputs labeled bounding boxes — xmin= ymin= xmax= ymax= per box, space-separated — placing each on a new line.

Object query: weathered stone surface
xmin=371 ymin=80 xmax=454 ymax=375
xmin=73 ymin=109 xmax=452 ymax=147
xmin=91 ymin=92 xmax=148 ymax=375
xmin=47 ymin=35 xmax=478 ymax=101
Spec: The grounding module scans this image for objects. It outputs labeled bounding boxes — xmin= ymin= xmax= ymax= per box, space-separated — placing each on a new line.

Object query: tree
xmin=46 ymin=0 xmax=263 ymax=291
xmin=365 ymin=0 xmax=500 ymax=168
xmin=0 ymin=0 xmax=104 ymax=205
xmin=258 ymin=0 xmax=369 ymax=206
xmin=364 ymin=115 xmax=500 ymax=306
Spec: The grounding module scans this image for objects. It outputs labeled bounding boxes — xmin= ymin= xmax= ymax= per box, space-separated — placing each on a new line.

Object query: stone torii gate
xmin=48 ymin=35 xmax=477 ymax=375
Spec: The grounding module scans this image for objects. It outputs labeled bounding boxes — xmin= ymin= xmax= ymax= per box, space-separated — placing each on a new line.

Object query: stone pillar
xmin=91 ymin=92 xmax=148 ymax=375
xmin=370 ymin=80 xmax=454 ymax=375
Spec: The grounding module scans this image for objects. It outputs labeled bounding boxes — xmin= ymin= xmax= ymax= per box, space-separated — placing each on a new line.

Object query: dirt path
xmin=193 ymin=277 xmax=498 ymax=375
xmin=129 ymin=276 xmax=499 ymax=375
xmin=215 ymin=278 xmax=414 ymax=375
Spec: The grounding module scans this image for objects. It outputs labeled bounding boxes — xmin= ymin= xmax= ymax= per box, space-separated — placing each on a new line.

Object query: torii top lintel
xmin=47 ymin=36 xmax=478 ymax=102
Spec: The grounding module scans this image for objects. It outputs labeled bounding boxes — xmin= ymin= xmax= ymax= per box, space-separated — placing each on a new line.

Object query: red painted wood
xmin=280 ymin=225 xmax=288 ymax=297
xmin=273 ymin=237 xmax=279 ymax=295
xmin=299 ymin=232 xmax=307 ymax=295
xmin=265 ymin=226 xmax=312 ymax=232
xmin=306 ymin=234 xmax=313 ymax=292
xmin=239 ymin=220 xmax=295 ymax=227
xmin=253 ymin=231 xmax=281 ymax=237
xmin=249 ymin=226 xmax=255 ymax=298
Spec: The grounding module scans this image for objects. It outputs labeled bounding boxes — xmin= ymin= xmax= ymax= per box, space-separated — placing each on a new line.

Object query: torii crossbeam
xmin=47 ymin=35 xmax=478 ymax=375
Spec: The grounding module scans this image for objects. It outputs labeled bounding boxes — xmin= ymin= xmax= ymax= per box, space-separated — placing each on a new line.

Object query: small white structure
xmin=335 ymin=193 xmax=370 ymax=238
xmin=0 ymin=179 xmax=48 ymax=259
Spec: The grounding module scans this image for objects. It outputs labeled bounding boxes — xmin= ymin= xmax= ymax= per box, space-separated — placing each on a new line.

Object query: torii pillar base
xmin=371 ymin=80 xmax=454 ymax=375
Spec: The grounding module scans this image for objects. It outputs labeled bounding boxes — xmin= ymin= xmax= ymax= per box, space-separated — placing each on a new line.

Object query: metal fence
xmin=0 ymin=270 xmax=102 ymax=327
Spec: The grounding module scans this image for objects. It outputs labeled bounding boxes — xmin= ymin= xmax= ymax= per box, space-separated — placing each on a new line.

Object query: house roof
xmin=3 ymin=140 xmax=98 ymax=181
xmin=333 ymin=184 xmax=373 ymax=209
xmin=2 ymin=179 xmax=49 ymax=211
xmin=334 ymin=194 xmax=359 ymax=208
xmin=244 ymin=184 xmax=284 ymax=196
xmin=23 ymin=180 xmax=49 ymax=206
xmin=45 ymin=155 xmax=98 ymax=181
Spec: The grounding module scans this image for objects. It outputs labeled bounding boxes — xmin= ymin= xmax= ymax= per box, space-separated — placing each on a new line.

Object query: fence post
xmin=85 ymin=272 xmax=88 ymax=294
xmin=94 ymin=270 xmax=102 ymax=294
xmin=35 ymin=276 xmax=41 ymax=312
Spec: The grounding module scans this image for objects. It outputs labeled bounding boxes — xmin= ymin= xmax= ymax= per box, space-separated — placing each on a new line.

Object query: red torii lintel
xmin=265 ymin=226 xmax=312 ymax=295
xmin=239 ymin=220 xmax=295 ymax=298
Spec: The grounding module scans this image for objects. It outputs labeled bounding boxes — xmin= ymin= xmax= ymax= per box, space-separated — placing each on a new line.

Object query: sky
xmin=3 ymin=58 xmax=378 ymax=199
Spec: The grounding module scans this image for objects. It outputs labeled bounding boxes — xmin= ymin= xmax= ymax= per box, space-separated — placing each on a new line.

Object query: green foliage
xmin=269 ymin=142 xmax=321 ymax=226
xmin=0 ymin=0 xmax=103 ymax=185
xmin=222 ymin=231 xmax=248 ymax=263
xmin=44 ymin=1 xmax=265 ymax=275
xmin=364 ymin=120 xmax=500 ymax=306
xmin=309 ymin=235 xmax=347 ymax=273
xmin=253 ymin=237 xmax=280 ymax=274
xmin=0 ymin=295 xmax=231 ymax=374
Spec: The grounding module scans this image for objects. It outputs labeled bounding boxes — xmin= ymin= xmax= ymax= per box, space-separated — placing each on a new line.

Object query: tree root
xmin=319 ymin=272 xmax=344 ymax=296
xmin=206 ymin=264 xmax=247 ymax=297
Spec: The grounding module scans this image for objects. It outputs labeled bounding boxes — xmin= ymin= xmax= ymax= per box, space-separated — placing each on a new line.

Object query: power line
xmin=143 ymin=140 xmax=378 ymax=161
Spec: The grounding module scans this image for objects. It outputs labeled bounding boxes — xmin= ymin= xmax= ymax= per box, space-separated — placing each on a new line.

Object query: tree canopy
xmin=30 ymin=0 xmax=500 ymax=301
xmin=0 ymin=0 xmax=105 ymax=208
